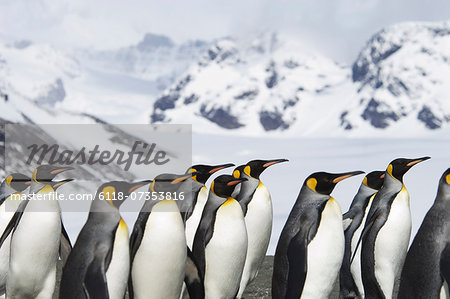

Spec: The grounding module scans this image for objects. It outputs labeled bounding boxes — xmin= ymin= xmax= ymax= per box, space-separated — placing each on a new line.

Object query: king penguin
xmin=1 ymin=165 xmax=73 ymax=298
xmin=272 ymin=170 xmax=364 ymax=299
xmin=129 ymin=173 xmax=193 ymax=299
xmin=0 ymin=173 xmax=30 ymax=295
xmin=233 ymin=158 xmax=288 ymax=299
xmin=358 ymin=157 xmax=430 ymax=299
xmin=340 ymin=170 xmax=385 ymax=299
xmin=60 ymin=180 xmax=149 ymax=299
xmin=192 ymin=174 xmax=247 ymax=299
xmin=184 ymin=163 xmax=234 ymax=249
xmin=398 ymin=168 xmax=450 ymax=298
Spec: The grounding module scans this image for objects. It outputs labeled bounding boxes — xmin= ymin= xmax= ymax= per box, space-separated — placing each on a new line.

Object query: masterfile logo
xmin=3 ymin=124 xmax=192 ymax=212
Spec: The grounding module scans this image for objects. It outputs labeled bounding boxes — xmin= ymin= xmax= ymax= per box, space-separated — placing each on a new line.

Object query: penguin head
xmin=363 ymin=171 xmax=385 ymax=190
xmin=32 ymin=165 xmax=74 ymax=184
xmin=186 ymin=163 xmax=235 ymax=184
xmin=240 ymin=159 xmax=289 ymax=180
xmin=98 ymin=180 xmax=151 ymax=208
xmin=386 ymin=157 xmax=430 ymax=181
xmin=150 ymin=173 xmax=195 ymax=193
xmin=211 ymin=175 xmax=247 ymax=198
xmin=305 ymin=171 xmax=365 ymax=195
xmin=5 ymin=173 xmax=31 ymax=192
xmin=232 ymin=165 xmax=246 ymax=179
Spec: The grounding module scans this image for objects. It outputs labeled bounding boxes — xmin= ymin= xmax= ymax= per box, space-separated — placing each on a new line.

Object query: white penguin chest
xmin=350 ymin=195 xmax=375 ymax=296
xmin=374 ymin=187 xmax=412 ymax=298
xmin=131 ymin=200 xmax=186 ymax=298
xmin=243 ymin=184 xmax=273 ymax=266
xmin=205 ymin=199 xmax=248 ymax=298
xmin=246 ymin=184 xmax=273 ymax=239
xmin=301 ymin=198 xmax=345 ymax=299
xmin=106 ymin=218 xmax=130 ymax=299
xmin=186 ymin=186 xmax=208 ymax=249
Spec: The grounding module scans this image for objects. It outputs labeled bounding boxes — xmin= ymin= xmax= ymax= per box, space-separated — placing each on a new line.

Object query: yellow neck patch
xmin=32 ymin=169 xmax=38 ymax=183
xmin=387 ymin=164 xmax=393 ymax=177
xmin=39 ymin=184 xmax=55 ymax=194
xmin=222 ymin=197 xmax=234 ymax=206
xmin=307 ymin=178 xmax=317 ymax=192
xmin=210 ymin=181 xmax=215 ymax=195
xmin=150 ymin=181 xmax=155 ymax=192
xmin=5 ymin=175 xmax=12 ymax=187
xmin=233 ymin=170 xmax=240 ymax=179
xmin=244 ymin=166 xmax=251 ymax=177
xmin=446 ymin=174 xmax=450 ymax=185
xmin=362 ymin=177 xmax=368 ymax=187
xmin=102 ymin=186 xmax=116 ymax=207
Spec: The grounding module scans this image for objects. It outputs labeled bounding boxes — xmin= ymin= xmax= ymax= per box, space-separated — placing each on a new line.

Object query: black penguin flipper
xmin=0 ymin=182 xmax=8 ymax=206
xmin=0 ymin=199 xmax=28 ymax=249
xmin=350 ymin=209 xmax=380 ymax=263
xmin=441 ymin=243 xmax=450 ymax=284
xmin=286 ymin=229 xmax=308 ymax=298
xmin=185 ymin=246 xmax=205 ymax=299
xmin=82 ymin=243 xmax=110 ymax=299
xmin=59 ymin=218 xmax=72 ymax=267
xmin=128 ymin=212 xmax=149 ymax=299
xmin=192 ymin=204 xmax=217 ymax=279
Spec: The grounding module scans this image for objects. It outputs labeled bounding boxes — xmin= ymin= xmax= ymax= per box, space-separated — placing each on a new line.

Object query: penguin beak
xmin=128 ymin=180 xmax=152 ymax=194
xmin=262 ymin=159 xmax=289 ymax=168
xmin=24 ymin=181 xmax=31 ymax=185
xmin=51 ymin=179 xmax=74 ymax=190
xmin=171 ymin=173 xmax=196 ymax=184
xmin=209 ymin=163 xmax=235 ymax=174
xmin=406 ymin=156 xmax=431 ymax=167
xmin=49 ymin=166 xmax=74 ymax=175
xmin=227 ymin=178 xmax=247 ymax=186
xmin=332 ymin=171 xmax=365 ymax=183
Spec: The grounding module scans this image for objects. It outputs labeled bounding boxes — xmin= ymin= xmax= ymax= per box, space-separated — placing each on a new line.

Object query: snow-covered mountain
xmin=0 ymin=33 xmax=208 ymax=125
xmin=150 ymin=23 xmax=450 ymax=137
xmin=343 ymin=22 xmax=450 ymax=131
xmin=1 ymin=22 xmax=450 ymax=138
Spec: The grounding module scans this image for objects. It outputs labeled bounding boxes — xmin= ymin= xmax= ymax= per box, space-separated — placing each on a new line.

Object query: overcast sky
xmin=1 ymin=0 xmax=450 ymax=62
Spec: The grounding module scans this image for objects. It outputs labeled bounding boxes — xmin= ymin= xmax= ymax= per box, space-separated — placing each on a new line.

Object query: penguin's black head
xmin=363 ymin=171 xmax=385 ymax=190
xmin=387 ymin=157 xmax=430 ymax=181
xmin=305 ymin=171 xmax=365 ymax=195
xmin=242 ymin=159 xmax=289 ymax=179
xmin=186 ymin=163 xmax=235 ymax=184
xmin=5 ymin=173 xmax=31 ymax=192
xmin=232 ymin=165 xmax=246 ymax=179
xmin=211 ymin=175 xmax=247 ymax=198
xmin=150 ymin=173 xmax=195 ymax=193
xmin=32 ymin=165 xmax=74 ymax=184
xmin=98 ymin=180 xmax=151 ymax=207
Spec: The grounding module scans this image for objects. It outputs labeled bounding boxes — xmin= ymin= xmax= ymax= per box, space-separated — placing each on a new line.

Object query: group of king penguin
xmin=0 ymin=156 xmax=449 ymax=299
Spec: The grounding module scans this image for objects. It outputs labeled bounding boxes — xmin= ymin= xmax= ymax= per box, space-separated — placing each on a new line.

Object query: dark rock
xmin=352 ymin=29 xmax=402 ymax=83
xmin=340 ymin=111 xmax=353 ymax=130
xmin=154 ymin=94 xmax=178 ymax=111
xmin=259 ymin=110 xmax=289 ymax=131
xmin=265 ymin=62 xmax=278 ymax=89
xmin=234 ymin=90 xmax=258 ymax=101
xmin=417 ymin=106 xmax=442 ymax=129
xmin=183 ymin=94 xmax=199 ymax=105
xmin=200 ymin=105 xmax=243 ymax=129
xmin=361 ymin=98 xmax=399 ymax=128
